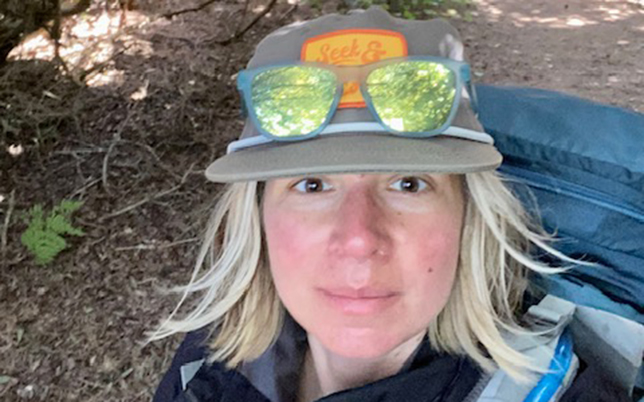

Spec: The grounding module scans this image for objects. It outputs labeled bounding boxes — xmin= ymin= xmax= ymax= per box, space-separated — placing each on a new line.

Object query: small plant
xmin=306 ymin=0 xmax=323 ymax=10
xmin=347 ymin=0 xmax=473 ymax=20
xmin=21 ymin=200 xmax=84 ymax=265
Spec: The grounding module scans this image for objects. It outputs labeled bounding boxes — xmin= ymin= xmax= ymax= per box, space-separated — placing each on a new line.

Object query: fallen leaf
xmin=16 ymin=328 xmax=24 ymax=345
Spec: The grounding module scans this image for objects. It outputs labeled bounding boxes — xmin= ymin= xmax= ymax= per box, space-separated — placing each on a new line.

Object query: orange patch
xmin=301 ymin=29 xmax=408 ymax=108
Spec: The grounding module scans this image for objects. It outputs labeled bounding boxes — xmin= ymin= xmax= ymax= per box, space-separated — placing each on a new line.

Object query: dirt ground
xmin=0 ymin=0 xmax=642 ymax=401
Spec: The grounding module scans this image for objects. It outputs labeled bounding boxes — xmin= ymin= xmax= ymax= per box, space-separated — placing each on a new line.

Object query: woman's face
xmin=263 ymin=173 xmax=465 ymax=359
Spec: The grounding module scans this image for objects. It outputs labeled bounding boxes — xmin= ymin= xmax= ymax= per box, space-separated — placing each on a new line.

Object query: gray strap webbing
xmin=180 ymin=359 xmax=205 ymax=391
xmin=473 ymin=294 xmax=644 ymax=402
xmin=472 ymin=295 xmax=577 ymax=402
xmin=568 ymin=303 xmax=644 ymax=392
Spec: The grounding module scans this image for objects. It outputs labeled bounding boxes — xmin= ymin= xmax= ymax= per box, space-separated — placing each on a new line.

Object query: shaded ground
xmin=0 ymin=0 xmax=642 ymax=401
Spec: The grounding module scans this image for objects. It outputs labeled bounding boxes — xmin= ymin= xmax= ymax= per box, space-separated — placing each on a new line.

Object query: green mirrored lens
xmin=251 ymin=66 xmax=336 ymax=137
xmin=366 ymin=61 xmax=456 ymax=133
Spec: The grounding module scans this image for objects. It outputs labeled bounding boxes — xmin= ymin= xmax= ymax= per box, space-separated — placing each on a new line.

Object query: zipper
xmin=499 ymin=166 xmax=644 ymax=224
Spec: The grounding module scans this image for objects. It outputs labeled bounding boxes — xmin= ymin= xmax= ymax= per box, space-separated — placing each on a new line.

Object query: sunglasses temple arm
xmin=238 ymin=89 xmax=249 ymax=118
xmin=468 ymin=82 xmax=479 ymax=116
xmin=460 ymin=65 xmax=479 ymax=116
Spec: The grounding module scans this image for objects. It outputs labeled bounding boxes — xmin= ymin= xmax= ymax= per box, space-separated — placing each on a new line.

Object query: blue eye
xmin=389 ymin=177 xmax=428 ymax=193
xmin=293 ymin=178 xmax=332 ymax=193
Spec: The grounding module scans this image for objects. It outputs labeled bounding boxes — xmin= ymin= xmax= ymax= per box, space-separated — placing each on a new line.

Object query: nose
xmin=328 ymin=185 xmax=391 ymax=263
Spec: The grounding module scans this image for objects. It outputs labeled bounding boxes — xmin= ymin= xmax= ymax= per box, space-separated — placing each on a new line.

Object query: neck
xmin=298 ymin=333 xmax=425 ymax=402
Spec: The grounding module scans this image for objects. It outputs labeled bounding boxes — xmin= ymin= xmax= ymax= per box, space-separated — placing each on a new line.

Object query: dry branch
xmin=1 ymin=190 xmax=16 ymax=266
xmin=79 ymin=47 xmax=128 ymax=82
xmin=102 ymin=141 xmax=118 ymax=196
xmin=129 ymin=142 xmax=182 ymax=182
xmin=115 ymin=237 xmax=199 ymax=251
xmin=99 ymin=164 xmax=195 ymax=222
xmin=215 ymin=0 xmax=278 ymax=46
xmin=162 ymin=0 xmax=219 ymax=19
xmin=67 ymin=177 xmax=102 ymax=199
xmin=102 ymin=111 xmax=133 ymax=195
xmin=53 ymin=148 xmax=108 ymax=156
xmin=278 ymin=3 xmax=298 ymax=22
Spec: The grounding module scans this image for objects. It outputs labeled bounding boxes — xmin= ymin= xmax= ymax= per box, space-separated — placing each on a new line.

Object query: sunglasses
xmin=229 ymin=57 xmax=487 ymax=153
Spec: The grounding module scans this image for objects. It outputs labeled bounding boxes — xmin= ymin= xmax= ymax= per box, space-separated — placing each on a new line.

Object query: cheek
xmin=264 ymin=212 xmax=301 ymax=263
xmin=264 ymin=209 xmax=328 ymax=259
xmin=420 ymin=226 xmax=461 ymax=274
xmin=404 ymin=213 xmax=462 ymax=307
xmin=262 ymin=208 xmax=326 ymax=302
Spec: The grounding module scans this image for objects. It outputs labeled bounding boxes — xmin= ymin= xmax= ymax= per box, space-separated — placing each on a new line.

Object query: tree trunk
xmin=0 ymin=0 xmax=92 ymax=66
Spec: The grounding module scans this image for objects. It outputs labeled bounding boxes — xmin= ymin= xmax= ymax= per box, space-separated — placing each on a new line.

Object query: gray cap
xmin=206 ymin=6 xmax=502 ymax=182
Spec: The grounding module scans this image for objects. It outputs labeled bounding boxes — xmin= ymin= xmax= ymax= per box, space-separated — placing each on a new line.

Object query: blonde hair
xmin=147 ymin=171 xmax=568 ymax=381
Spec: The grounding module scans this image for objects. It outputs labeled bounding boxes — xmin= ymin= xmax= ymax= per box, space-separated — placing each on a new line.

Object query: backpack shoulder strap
xmin=470 ymin=295 xmax=578 ymax=402
xmin=471 ymin=294 xmax=644 ymax=402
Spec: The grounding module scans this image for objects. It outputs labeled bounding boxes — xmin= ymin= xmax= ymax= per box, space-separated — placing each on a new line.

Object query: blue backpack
xmin=476 ymin=84 xmax=644 ymax=325
xmin=475 ymin=85 xmax=644 ymax=401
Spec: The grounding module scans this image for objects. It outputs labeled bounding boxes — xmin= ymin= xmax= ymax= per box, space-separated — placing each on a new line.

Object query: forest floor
xmin=1 ymin=0 xmax=643 ymax=401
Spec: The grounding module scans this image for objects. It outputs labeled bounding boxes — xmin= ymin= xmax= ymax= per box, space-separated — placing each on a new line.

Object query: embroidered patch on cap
xmin=301 ymin=29 xmax=408 ymax=108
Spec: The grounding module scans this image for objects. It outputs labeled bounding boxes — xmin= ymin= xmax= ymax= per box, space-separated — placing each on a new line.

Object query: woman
xmin=149 ymin=7 xmax=628 ymax=402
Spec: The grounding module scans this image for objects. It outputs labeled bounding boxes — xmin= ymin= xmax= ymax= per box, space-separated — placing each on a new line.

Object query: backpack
xmin=475 ymin=84 xmax=644 ymax=399
xmin=476 ymin=84 xmax=644 ymax=324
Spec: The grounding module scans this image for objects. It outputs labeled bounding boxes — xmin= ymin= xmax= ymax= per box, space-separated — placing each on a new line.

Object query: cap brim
xmin=205 ymin=134 xmax=502 ymax=183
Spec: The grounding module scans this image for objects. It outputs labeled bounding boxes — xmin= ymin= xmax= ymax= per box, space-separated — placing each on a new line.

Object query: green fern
xmin=21 ymin=200 xmax=84 ymax=265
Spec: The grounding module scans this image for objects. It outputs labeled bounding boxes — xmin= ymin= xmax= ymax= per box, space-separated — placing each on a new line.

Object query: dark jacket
xmin=153 ymin=318 xmax=630 ymax=402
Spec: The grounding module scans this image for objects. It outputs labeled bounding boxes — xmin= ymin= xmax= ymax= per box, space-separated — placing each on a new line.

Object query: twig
xmin=114 ymin=108 xmax=133 ymax=139
xmin=3 ymin=255 xmax=26 ymax=268
xmin=79 ymin=47 xmax=128 ymax=82
xmin=129 ymin=142 xmax=182 ymax=181
xmin=67 ymin=177 xmax=102 ymax=199
xmin=278 ymin=3 xmax=298 ymax=23
xmin=240 ymin=0 xmax=251 ymax=22
xmin=102 ymin=141 xmax=118 ymax=196
xmin=78 ymin=378 xmax=112 ymax=391
xmin=102 ymin=111 xmax=133 ymax=195
xmin=214 ymin=0 xmax=279 ymax=46
xmin=75 ymin=152 xmax=87 ymax=183
xmin=162 ymin=0 xmax=218 ymax=19
xmin=1 ymin=190 xmax=16 ymax=266
xmin=53 ymin=147 xmax=108 ymax=156
xmin=99 ymin=164 xmax=195 ymax=221
xmin=53 ymin=46 xmax=73 ymax=78
xmin=115 ymin=237 xmax=199 ymax=251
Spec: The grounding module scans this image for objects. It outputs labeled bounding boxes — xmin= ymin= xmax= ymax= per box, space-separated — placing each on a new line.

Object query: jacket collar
xmin=237 ymin=315 xmax=482 ymax=402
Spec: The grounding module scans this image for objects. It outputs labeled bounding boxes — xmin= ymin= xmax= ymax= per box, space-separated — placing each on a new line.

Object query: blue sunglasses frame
xmin=236 ymin=56 xmax=478 ymax=143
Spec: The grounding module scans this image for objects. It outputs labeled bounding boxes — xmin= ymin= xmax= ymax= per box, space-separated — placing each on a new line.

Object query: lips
xmin=318 ymin=287 xmax=401 ymax=315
